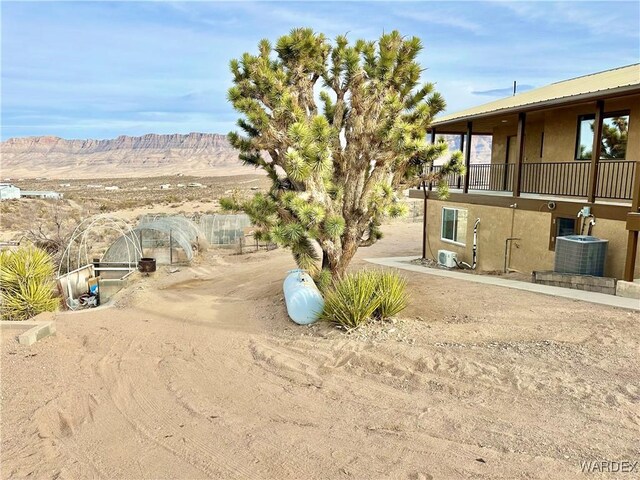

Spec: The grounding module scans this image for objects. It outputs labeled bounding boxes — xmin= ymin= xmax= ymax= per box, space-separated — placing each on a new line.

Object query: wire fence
xmin=198 ymin=214 xmax=252 ymax=245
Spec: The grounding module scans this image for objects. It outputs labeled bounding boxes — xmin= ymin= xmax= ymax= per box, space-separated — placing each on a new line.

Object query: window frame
xmin=441 ymin=207 xmax=467 ymax=246
xmin=574 ymin=110 xmax=630 ymax=161
xmin=548 ymin=213 xmax=580 ymax=251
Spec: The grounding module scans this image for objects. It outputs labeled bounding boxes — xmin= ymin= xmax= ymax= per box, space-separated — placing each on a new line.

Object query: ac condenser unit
xmin=554 ymin=235 xmax=608 ymax=276
xmin=438 ymin=249 xmax=458 ymax=268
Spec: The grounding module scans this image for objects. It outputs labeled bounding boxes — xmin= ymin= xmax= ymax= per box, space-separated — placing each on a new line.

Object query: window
xmin=441 ymin=207 xmax=467 ymax=245
xmin=549 ymin=214 xmax=579 ymax=250
xmin=575 ymin=111 xmax=629 ymax=160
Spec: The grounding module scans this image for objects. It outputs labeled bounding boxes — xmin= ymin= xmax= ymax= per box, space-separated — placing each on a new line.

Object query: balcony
xmin=427 ymin=160 xmax=636 ymax=202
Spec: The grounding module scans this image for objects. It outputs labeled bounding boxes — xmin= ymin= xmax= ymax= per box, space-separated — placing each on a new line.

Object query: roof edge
xmin=549 ymin=62 xmax=640 ymax=85
xmin=432 ymin=84 xmax=640 ymax=128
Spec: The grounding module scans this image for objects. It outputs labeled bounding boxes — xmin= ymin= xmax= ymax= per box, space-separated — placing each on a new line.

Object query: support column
xmin=421 ymin=180 xmax=428 ymax=260
xmin=512 ymin=112 xmax=526 ymax=197
xmin=624 ymin=231 xmax=639 ymax=282
xmin=428 ymin=129 xmax=436 ymax=191
xmin=623 ymin=160 xmax=640 ymax=281
xmin=463 ymin=121 xmax=473 ymax=194
xmin=503 ymin=136 xmax=511 ymax=191
xmin=587 ymin=100 xmax=605 ymax=203
xmin=457 ymin=133 xmax=465 ymax=189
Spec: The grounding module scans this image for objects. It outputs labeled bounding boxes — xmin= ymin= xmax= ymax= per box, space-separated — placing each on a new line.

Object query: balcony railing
xmin=430 ymin=165 xmax=461 ymax=189
xmin=468 ymin=163 xmax=513 ymax=191
xmin=521 ymin=161 xmax=590 ymax=197
xmin=596 ymin=160 xmax=636 ymax=200
xmin=427 ymin=160 xmax=636 ymax=201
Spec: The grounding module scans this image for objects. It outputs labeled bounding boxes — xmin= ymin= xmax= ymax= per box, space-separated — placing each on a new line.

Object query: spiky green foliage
xmin=0 ymin=246 xmax=59 ymax=321
xmin=320 ymin=269 xmax=408 ymax=329
xmin=373 ymin=271 xmax=408 ymax=319
xmin=320 ymin=270 xmax=381 ymax=329
xmin=226 ymin=28 xmax=463 ymax=277
xmin=314 ymin=268 xmax=333 ymax=293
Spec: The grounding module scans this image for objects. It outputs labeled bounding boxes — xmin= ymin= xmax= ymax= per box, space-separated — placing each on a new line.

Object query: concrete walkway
xmin=365 ymin=256 xmax=640 ymax=312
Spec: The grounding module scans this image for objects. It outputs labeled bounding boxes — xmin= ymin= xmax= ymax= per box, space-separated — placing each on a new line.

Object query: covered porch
xmin=423 ymin=158 xmax=636 ymax=202
xmin=416 ymin=67 xmax=640 ymax=281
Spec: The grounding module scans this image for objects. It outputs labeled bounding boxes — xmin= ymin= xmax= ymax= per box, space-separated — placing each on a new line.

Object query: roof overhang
xmin=429 ymin=64 xmax=640 ymax=135
xmin=430 ymin=85 xmax=640 ymax=134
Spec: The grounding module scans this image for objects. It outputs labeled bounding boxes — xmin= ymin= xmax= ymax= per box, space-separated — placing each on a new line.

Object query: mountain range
xmin=1 ymin=133 xmax=252 ymax=179
xmin=1 ymin=132 xmax=492 ymax=180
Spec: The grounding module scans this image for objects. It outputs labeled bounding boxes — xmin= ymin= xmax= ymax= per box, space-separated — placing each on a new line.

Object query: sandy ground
xmin=2 ymin=221 xmax=639 ymax=479
xmin=4 ymin=166 xmax=257 ymax=181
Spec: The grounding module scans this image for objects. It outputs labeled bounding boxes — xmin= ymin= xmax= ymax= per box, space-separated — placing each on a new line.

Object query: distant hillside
xmin=1 ymin=133 xmax=254 ymax=179
xmin=1 ymin=131 xmax=493 ymax=180
xmin=440 ymin=135 xmax=493 ymax=165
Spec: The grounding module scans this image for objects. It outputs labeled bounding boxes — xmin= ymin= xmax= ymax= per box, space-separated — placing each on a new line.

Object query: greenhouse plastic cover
xmin=102 ymin=214 xmax=252 ymax=264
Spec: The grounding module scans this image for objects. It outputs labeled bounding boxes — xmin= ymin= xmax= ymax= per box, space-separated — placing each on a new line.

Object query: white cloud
xmin=494 ymin=1 xmax=639 ymax=38
xmin=393 ymin=9 xmax=485 ymax=35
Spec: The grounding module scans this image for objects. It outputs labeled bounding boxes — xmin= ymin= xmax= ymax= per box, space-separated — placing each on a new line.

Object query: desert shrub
xmin=0 ymin=246 xmax=59 ymax=321
xmin=320 ymin=270 xmax=381 ymax=329
xmin=373 ymin=270 xmax=408 ymax=319
xmin=320 ymin=269 xmax=408 ymax=329
xmin=118 ymin=199 xmax=138 ymax=210
xmin=1 ymin=217 xmax=16 ymax=229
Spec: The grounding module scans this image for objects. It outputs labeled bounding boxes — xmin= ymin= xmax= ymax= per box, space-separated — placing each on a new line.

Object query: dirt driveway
xmin=2 ymin=222 xmax=638 ymax=479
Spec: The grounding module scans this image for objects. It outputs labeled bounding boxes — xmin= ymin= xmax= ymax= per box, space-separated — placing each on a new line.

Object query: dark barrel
xmin=138 ymin=257 xmax=157 ymax=274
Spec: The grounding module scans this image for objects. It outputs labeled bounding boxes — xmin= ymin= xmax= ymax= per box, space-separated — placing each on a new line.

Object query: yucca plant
xmin=321 ymin=269 xmax=409 ymax=329
xmin=320 ymin=270 xmax=381 ymax=329
xmin=0 ymin=246 xmax=58 ymax=321
xmin=373 ymin=270 xmax=408 ymax=320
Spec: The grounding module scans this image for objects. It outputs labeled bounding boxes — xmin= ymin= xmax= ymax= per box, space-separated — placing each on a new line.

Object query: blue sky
xmin=2 ymin=1 xmax=639 ymax=140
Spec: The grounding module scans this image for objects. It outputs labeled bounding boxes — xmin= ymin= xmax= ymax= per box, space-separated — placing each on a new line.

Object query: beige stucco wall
xmin=490 ymin=125 xmax=515 ymax=165
xmin=490 ymin=94 xmax=640 ymax=164
xmin=426 ymin=199 xmax=640 ymax=279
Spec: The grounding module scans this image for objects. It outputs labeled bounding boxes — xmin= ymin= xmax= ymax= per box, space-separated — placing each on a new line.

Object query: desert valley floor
xmin=2 ymin=221 xmax=639 ymax=480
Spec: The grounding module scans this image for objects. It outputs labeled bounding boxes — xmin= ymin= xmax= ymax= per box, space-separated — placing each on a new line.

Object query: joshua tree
xmin=225 ymin=28 xmax=463 ymax=278
xmin=601 ymin=115 xmax=628 ymax=159
xmin=578 ymin=115 xmax=629 ymax=160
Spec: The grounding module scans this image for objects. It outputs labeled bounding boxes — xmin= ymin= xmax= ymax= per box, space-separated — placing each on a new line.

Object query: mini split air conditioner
xmin=438 ymin=249 xmax=458 ymax=268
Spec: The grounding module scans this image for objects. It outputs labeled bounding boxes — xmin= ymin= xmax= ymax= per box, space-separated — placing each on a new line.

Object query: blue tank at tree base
xmin=283 ymin=269 xmax=324 ymax=325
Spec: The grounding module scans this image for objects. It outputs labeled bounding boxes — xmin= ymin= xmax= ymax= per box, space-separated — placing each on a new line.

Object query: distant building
xmin=0 ymin=183 xmax=21 ymax=200
xmin=20 ymin=190 xmax=63 ymax=199
xmin=160 ymin=184 xmax=172 ymax=190
xmin=105 ymin=186 xmax=120 ymax=191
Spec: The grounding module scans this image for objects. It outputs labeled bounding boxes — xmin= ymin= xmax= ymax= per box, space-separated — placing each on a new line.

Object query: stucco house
xmin=20 ymin=190 xmax=63 ymax=199
xmin=0 ymin=183 xmax=21 ymax=200
xmin=410 ymin=64 xmax=640 ymax=283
